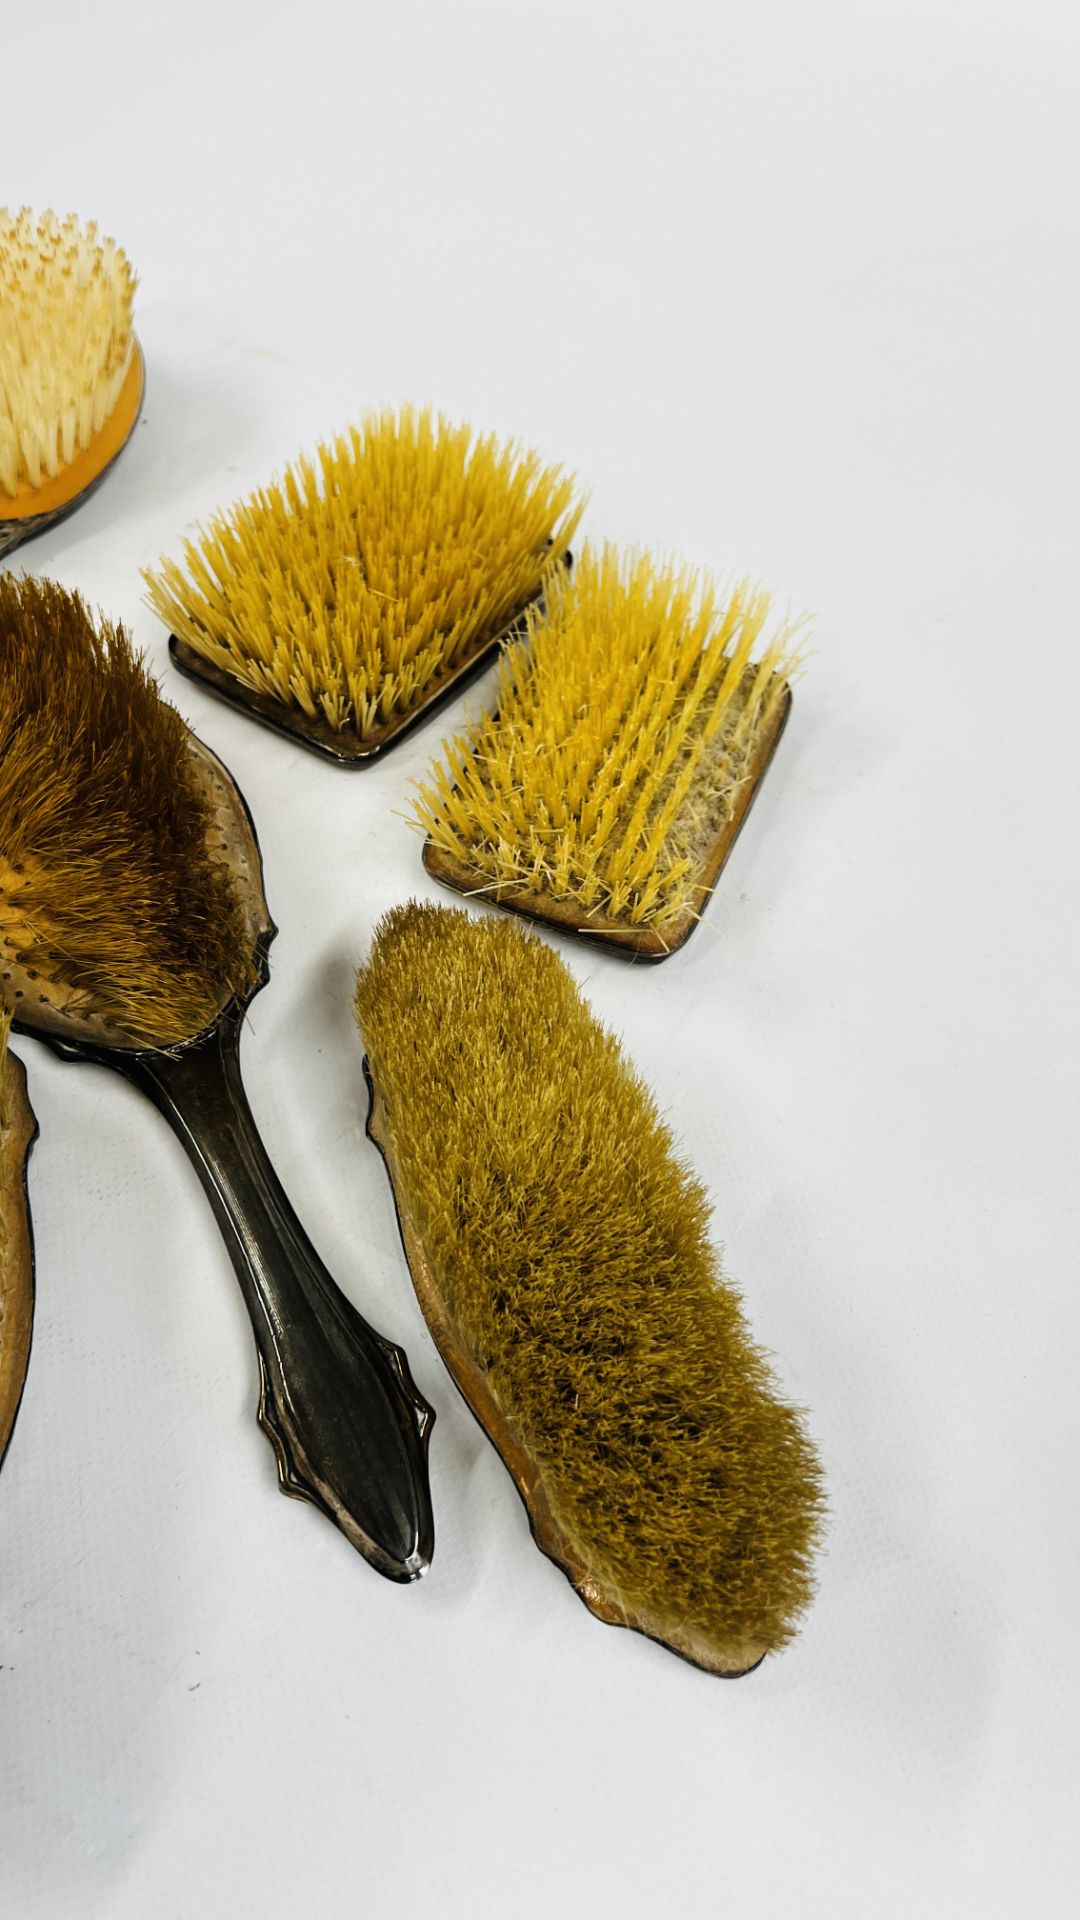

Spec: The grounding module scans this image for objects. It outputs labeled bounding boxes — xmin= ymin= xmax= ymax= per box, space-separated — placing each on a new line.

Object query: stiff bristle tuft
xmin=143 ymin=406 xmax=582 ymax=744
xmin=415 ymin=544 xmax=804 ymax=939
xmin=0 ymin=575 xmax=254 ymax=1046
xmin=356 ymin=903 xmax=824 ymax=1664
xmin=0 ymin=209 xmax=136 ymax=499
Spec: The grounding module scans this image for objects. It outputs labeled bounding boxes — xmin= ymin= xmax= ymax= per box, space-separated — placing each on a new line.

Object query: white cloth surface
xmin=1 ymin=2 xmax=1077 ymax=1915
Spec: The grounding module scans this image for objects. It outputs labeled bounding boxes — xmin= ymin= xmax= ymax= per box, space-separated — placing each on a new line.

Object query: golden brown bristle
xmin=0 ymin=575 xmax=254 ymax=1047
xmin=415 ymin=544 xmax=805 ymax=951
xmin=0 ymin=209 xmax=137 ymax=502
xmin=143 ymin=406 xmax=582 ymax=746
xmin=356 ymin=903 xmax=824 ymax=1671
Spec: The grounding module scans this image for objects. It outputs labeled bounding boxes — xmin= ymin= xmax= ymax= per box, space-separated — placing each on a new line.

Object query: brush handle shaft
xmin=126 ymin=1017 xmax=434 ymax=1582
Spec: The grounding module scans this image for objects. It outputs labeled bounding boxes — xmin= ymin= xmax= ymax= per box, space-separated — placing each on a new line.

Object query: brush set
xmin=0 ymin=205 xmax=822 ymax=1672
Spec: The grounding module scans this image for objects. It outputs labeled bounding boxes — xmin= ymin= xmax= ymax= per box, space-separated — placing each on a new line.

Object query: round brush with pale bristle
xmin=0 ymin=209 xmax=144 ymax=557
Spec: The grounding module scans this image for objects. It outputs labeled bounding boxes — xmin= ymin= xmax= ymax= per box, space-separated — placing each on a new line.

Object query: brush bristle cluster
xmin=0 ymin=209 xmax=136 ymax=499
xmin=143 ymin=407 xmax=582 ymax=741
xmin=0 ymin=575 xmax=253 ymax=1046
xmin=415 ymin=544 xmax=802 ymax=940
xmin=356 ymin=903 xmax=824 ymax=1659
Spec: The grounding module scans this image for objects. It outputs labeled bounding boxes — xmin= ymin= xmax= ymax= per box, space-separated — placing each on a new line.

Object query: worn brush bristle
xmin=144 ymin=406 xmax=582 ymax=744
xmin=416 ymin=543 xmax=804 ymax=946
xmin=0 ymin=575 xmax=253 ymax=1046
xmin=0 ymin=209 xmax=136 ymax=499
xmin=356 ymin=903 xmax=824 ymax=1669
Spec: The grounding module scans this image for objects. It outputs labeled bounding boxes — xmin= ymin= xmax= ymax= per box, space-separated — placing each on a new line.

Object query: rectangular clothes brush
xmin=144 ymin=405 xmax=582 ymax=763
xmin=415 ymin=543 xmax=804 ymax=959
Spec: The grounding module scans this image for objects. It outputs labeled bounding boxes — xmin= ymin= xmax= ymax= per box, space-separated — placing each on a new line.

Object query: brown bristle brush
xmin=416 ymin=543 xmax=805 ymax=959
xmin=0 ymin=1003 xmax=37 ymax=1473
xmin=0 ymin=573 xmax=433 ymax=1579
xmin=356 ymin=903 xmax=825 ymax=1675
xmin=143 ymin=404 xmax=582 ymax=763
xmin=0 ymin=209 xmax=144 ymax=558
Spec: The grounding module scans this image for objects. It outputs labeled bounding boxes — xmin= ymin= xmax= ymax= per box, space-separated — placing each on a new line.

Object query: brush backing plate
xmin=364 ymin=1063 xmax=766 ymax=1677
xmin=0 ymin=1046 xmax=38 ymax=1473
xmin=169 ymin=584 xmax=551 ymax=767
xmin=0 ymin=342 xmax=145 ymax=561
xmin=422 ymin=682 xmax=792 ymax=961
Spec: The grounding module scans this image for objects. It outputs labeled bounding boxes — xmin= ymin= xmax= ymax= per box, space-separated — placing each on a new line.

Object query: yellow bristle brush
xmin=0 ymin=209 xmax=143 ymax=558
xmin=357 ymin=903 xmax=825 ymax=1675
xmin=0 ymin=573 xmax=433 ymax=1579
xmin=416 ymin=542 xmax=805 ymax=959
xmin=143 ymin=405 xmax=582 ymax=763
xmin=0 ymin=1002 xmax=37 ymax=1473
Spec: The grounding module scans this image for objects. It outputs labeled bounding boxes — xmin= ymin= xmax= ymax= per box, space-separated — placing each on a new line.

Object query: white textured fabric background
xmin=2 ymin=3 xmax=1078 ymax=1915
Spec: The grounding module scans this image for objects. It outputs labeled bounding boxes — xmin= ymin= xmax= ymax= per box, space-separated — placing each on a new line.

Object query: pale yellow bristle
xmin=143 ymin=407 xmax=583 ymax=742
xmin=414 ymin=544 xmax=806 ymax=936
xmin=0 ymin=208 xmax=136 ymax=499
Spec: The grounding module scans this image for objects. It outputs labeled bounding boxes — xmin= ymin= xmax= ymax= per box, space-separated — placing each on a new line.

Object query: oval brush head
xmin=416 ymin=543 xmax=804 ymax=959
xmin=0 ymin=210 xmax=144 ymax=559
xmin=357 ymin=902 xmax=825 ymax=1674
xmin=0 ymin=574 xmax=255 ymax=1049
xmin=143 ymin=405 xmax=582 ymax=764
xmin=0 ymin=1005 xmax=38 ymax=1473
xmin=0 ymin=575 xmax=434 ymax=1577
